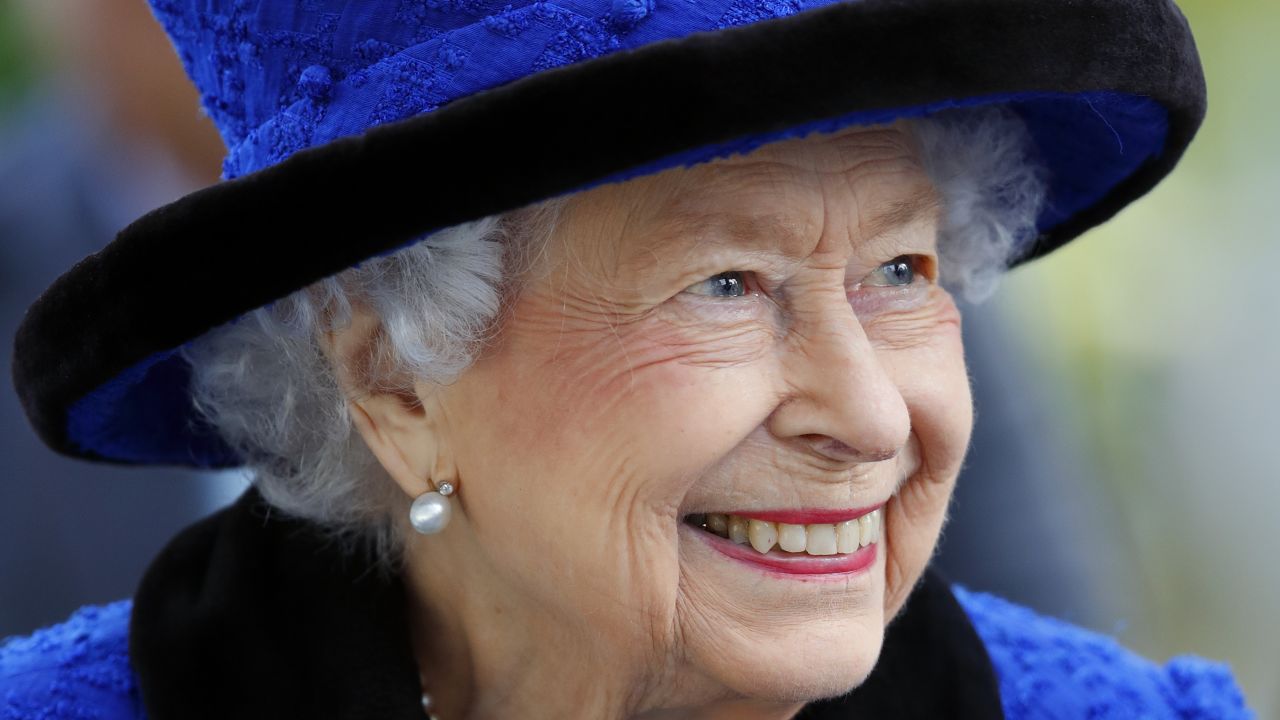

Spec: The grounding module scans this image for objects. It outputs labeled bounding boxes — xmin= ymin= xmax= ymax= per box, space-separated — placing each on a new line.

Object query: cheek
xmin=860 ymin=292 xmax=967 ymax=617
xmin=448 ymin=299 xmax=777 ymax=636
xmin=875 ymin=306 xmax=972 ymax=617
xmin=491 ymin=288 xmax=780 ymax=472
xmin=893 ymin=328 xmax=973 ymax=476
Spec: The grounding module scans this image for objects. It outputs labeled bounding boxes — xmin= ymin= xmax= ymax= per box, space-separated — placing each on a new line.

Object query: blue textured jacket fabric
xmin=0 ymin=588 xmax=1251 ymax=719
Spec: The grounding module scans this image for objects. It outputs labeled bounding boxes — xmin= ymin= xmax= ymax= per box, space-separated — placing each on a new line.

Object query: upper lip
xmin=695 ymin=504 xmax=885 ymax=525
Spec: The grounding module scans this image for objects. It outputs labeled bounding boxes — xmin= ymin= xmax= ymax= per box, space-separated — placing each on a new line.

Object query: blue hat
xmin=13 ymin=0 xmax=1206 ymax=467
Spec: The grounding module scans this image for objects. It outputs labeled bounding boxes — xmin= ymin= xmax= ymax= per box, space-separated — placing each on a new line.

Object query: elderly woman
xmin=1 ymin=0 xmax=1254 ymax=718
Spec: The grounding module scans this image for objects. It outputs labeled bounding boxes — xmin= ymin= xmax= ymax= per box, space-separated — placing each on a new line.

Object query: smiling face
xmin=350 ymin=121 xmax=973 ymax=717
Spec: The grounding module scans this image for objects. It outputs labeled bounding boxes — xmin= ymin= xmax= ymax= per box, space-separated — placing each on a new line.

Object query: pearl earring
xmin=409 ymin=481 xmax=455 ymax=535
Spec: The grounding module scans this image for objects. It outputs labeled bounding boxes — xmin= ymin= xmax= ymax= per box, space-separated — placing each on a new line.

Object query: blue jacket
xmin=0 ymin=590 xmax=1253 ymax=720
xmin=1 ymin=492 xmax=1253 ymax=719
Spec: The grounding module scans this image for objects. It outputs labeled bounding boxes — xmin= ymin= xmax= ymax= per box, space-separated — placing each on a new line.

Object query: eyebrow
xmin=654 ymin=210 xmax=813 ymax=257
xmin=860 ymin=191 xmax=943 ymax=244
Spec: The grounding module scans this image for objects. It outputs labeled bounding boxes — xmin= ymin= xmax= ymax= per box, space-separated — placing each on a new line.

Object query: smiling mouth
xmin=682 ymin=506 xmax=883 ymax=557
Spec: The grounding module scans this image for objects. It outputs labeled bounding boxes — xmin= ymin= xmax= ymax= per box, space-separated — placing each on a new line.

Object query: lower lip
xmin=687 ymin=525 xmax=879 ymax=578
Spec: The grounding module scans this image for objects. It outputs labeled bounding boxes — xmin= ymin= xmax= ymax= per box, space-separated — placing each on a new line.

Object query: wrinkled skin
xmin=332 ymin=121 xmax=972 ymax=720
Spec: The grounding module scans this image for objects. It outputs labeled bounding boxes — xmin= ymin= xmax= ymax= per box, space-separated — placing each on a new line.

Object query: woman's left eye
xmin=862 ymin=256 xmax=919 ymax=287
xmin=682 ymin=271 xmax=752 ymax=298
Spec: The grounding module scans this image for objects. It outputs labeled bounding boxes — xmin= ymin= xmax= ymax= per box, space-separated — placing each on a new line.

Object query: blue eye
xmin=683 ymin=271 xmax=749 ymax=298
xmin=865 ymin=256 xmax=916 ymax=287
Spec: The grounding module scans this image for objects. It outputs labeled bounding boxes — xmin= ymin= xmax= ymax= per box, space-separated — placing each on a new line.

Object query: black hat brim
xmin=13 ymin=0 xmax=1206 ymax=466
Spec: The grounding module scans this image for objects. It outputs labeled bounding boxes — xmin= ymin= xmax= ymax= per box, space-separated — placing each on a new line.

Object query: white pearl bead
xmin=409 ymin=491 xmax=451 ymax=535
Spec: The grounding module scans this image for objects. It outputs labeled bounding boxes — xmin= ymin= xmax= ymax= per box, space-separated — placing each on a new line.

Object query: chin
xmin=701 ymin=614 xmax=890 ymax=702
xmin=675 ymin=517 xmax=892 ymax=706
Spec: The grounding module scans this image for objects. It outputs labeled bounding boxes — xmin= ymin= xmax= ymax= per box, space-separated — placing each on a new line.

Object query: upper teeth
xmin=694 ymin=509 xmax=883 ymax=556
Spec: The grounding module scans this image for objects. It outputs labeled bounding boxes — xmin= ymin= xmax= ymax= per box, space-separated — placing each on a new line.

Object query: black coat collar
xmin=129 ymin=489 xmax=1004 ymax=719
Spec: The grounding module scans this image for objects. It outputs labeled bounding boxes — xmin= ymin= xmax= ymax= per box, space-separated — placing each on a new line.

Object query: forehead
xmin=557 ymin=122 xmax=939 ymax=266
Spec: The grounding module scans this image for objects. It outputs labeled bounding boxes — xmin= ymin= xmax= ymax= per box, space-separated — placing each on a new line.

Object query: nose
xmin=766 ymin=288 xmax=911 ymax=465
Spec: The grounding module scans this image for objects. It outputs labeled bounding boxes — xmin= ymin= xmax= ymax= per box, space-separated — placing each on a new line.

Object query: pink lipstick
xmin=682 ymin=503 xmax=886 ymax=578
xmin=695 ymin=528 xmax=879 ymax=576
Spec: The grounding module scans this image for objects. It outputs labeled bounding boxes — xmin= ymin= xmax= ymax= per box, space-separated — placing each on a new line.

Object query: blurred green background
xmin=0 ymin=0 xmax=1275 ymax=716
xmin=0 ymin=2 xmax=36 ymax=106
xmin=996 ymin=0 xmax=1279 ymax=714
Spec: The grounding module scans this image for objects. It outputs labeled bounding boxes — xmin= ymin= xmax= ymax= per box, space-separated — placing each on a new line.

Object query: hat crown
xmin=148 ymin=0 xmax=817 ymax=179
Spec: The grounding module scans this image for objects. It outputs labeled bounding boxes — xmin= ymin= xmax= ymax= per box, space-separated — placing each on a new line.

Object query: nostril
xmin=805 ymin=436 xmax=898 ymax=463
xmin=818 ymin=438 xmax=857 ymax=456
xmin=859 ymin=446 xmax=900 ymax=463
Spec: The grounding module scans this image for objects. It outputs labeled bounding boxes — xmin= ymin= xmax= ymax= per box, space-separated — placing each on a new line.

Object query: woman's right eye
xmin=681 ymin=271 xmax=751 ymax=298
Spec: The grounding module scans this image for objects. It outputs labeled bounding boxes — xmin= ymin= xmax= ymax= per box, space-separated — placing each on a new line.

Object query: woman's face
xmin=373 ymin=121 xmax=972 ymax=713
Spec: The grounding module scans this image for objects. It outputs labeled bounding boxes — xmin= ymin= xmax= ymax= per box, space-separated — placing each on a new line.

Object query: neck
xmin=400 ymin=539 xmax=805 ymax=720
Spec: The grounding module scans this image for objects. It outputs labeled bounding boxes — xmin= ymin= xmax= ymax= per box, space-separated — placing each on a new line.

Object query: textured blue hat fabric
xmin=154 ymin=0 xmax=1173 ymax=232
xmin=158 ymin=0 xmax=891 ymax=181
xmin=12 ymin=0 xmax=1207 ymax=467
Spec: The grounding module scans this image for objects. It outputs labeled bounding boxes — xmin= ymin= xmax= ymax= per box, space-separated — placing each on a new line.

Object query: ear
xmin=320 ymin=303 xmax=456 ymax=501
